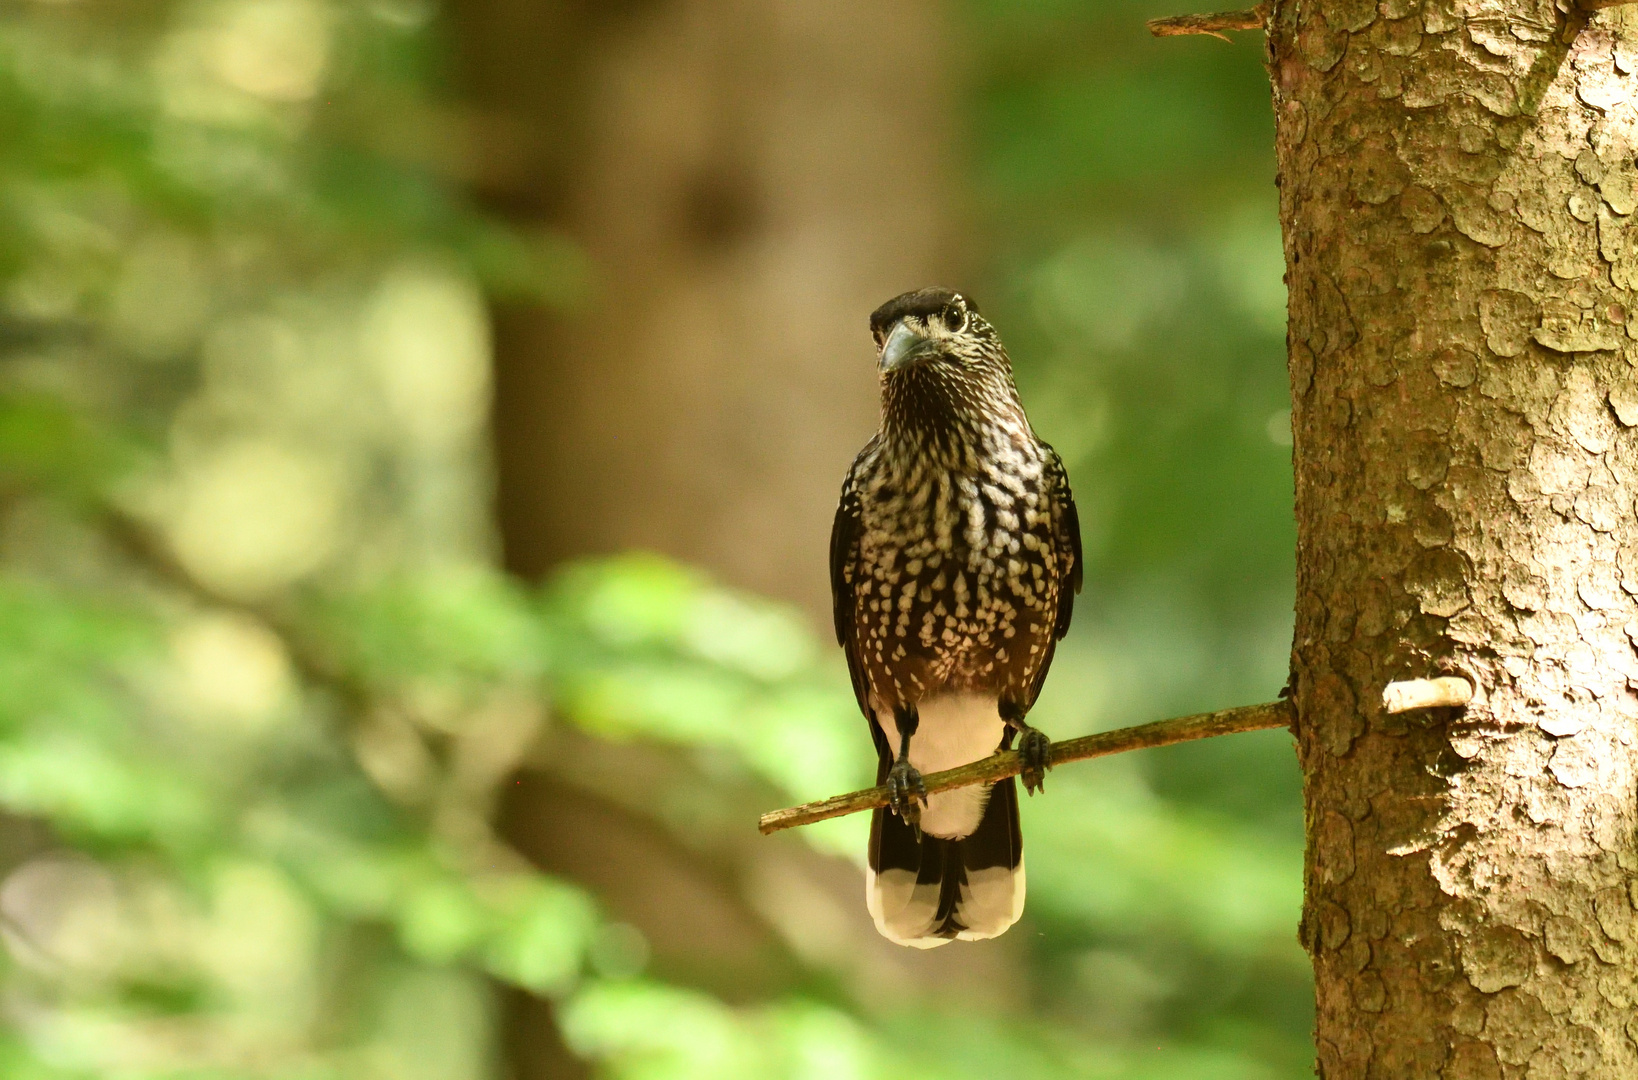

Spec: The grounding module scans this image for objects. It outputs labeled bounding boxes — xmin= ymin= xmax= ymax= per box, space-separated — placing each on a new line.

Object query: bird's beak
xmin=879 ymin=320 xmax=935 ymax=374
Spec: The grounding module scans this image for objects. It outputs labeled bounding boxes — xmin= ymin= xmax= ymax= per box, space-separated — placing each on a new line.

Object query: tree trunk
xmin=1273 ymin=2 xmax=1638 ymax=1075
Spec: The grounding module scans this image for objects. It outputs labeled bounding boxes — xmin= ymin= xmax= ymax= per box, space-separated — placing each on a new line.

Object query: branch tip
xmin=1382 ymin=676 xmax=1474 ymax=715
xmin=1147 ymin=2 xmax=1269 ymax=38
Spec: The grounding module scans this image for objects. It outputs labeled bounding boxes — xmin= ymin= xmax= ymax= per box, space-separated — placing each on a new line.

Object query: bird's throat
xmin=881 ymin=373 xmax=1030 ymax=473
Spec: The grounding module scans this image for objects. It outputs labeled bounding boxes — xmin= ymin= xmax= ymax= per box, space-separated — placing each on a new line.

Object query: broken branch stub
xmin=1381 ymin=676 xmax=1474 ymax=714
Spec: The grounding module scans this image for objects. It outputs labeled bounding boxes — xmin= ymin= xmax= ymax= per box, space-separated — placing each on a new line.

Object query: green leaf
xmin=478 ymin=875 xmax=597 ymax=995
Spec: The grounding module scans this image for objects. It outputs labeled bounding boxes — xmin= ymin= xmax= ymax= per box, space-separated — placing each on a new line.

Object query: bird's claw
xmin=1018 ymin=727 xmax=1052 ymax=795
xmin=886 ymin=759 xmax=927 ymax=830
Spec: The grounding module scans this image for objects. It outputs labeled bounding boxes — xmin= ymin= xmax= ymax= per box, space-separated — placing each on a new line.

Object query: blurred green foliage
xmin=0 ymin=0 xmax=614 ymax=1074
xmin=0 ymin=0 xmax=1306 ymax=1078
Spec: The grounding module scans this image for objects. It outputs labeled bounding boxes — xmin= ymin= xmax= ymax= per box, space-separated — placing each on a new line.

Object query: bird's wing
xmin=1016 ymin=443 xmax=1081 ymax=713
xmin=831 ymin=440 xmax=875 ymax=722
xmin=1043 ymin=442 xmax=1082 ymax=641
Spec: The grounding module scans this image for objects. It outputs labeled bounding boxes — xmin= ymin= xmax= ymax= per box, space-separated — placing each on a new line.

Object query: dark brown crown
xmin=868 ymin=288 xmax=980 ymax=338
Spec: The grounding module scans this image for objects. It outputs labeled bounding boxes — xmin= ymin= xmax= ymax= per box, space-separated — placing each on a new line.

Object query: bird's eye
xmin=942 ymin=305 xmax=966 ymax=333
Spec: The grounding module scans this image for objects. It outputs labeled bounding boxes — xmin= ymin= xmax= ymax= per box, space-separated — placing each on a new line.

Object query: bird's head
xmin=870 ymin=287 xmax=997 ymax=376
xmin=869 ymin=288 xmax=1024 ymax=449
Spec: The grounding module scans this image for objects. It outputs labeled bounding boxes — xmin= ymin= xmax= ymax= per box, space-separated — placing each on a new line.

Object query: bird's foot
xmin=886 ymin=759 xmax=927 ymax=831
xmin=1017 ymin=726 xmax=1052 ymax=796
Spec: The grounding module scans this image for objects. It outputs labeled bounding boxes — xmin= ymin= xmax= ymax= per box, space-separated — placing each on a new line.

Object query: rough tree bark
xmin=1271 ymin=0 xmax=1638 ymax=1075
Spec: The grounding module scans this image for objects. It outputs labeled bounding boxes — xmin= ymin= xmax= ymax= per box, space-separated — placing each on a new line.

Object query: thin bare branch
xmin=1147 ymin=2 xmax=1269 ymax=40
xmin=1382 ymin=676 xmax=1473 ymax=714
xmin=758 ymin=699 xmax=1294 ymax=835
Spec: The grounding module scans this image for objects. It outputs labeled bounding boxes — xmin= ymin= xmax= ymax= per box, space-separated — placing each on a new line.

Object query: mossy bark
xmin=1271 ymin=1 xmax=1638 ymax=1075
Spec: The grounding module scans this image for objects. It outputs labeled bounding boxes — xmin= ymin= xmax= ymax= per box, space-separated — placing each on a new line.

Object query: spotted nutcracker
xmin=831 ymin=287 xmax=1082 ymax=947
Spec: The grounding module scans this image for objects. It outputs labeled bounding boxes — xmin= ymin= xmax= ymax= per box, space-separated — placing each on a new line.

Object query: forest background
xmin=0 ymin=0 xmax=1312 ymax=1077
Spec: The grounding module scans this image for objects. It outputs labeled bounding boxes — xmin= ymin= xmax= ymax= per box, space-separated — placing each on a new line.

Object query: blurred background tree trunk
xmin=1274 ymin=1 xmax=1638 ymax=1075
xmin=450 ymin=0 xmax=959 ymax=620
xmin=445 ymin=2 xmax=1023 ymax=1075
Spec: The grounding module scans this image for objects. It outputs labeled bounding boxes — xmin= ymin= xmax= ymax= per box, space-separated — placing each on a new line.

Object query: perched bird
xmin=831 ymin=287 xmax=1081 ymax=948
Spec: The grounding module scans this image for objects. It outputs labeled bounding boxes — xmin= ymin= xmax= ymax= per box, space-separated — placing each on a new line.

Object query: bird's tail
xmin=865 ymin=777 xmax=1024 ymax=947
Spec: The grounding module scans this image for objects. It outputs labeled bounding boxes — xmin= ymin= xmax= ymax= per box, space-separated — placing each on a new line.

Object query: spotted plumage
xmin=831 ymin=287 xmax=1081 ymax=947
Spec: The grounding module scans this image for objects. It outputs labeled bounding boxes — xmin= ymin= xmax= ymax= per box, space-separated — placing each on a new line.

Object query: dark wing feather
xmin=1018 ymin=445 xmax=1081 ymax=711
xmin=1042 ymin=443 xmax=1082 ymax=641
xmin=831 ymin=440 xmax=876 ymax=721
